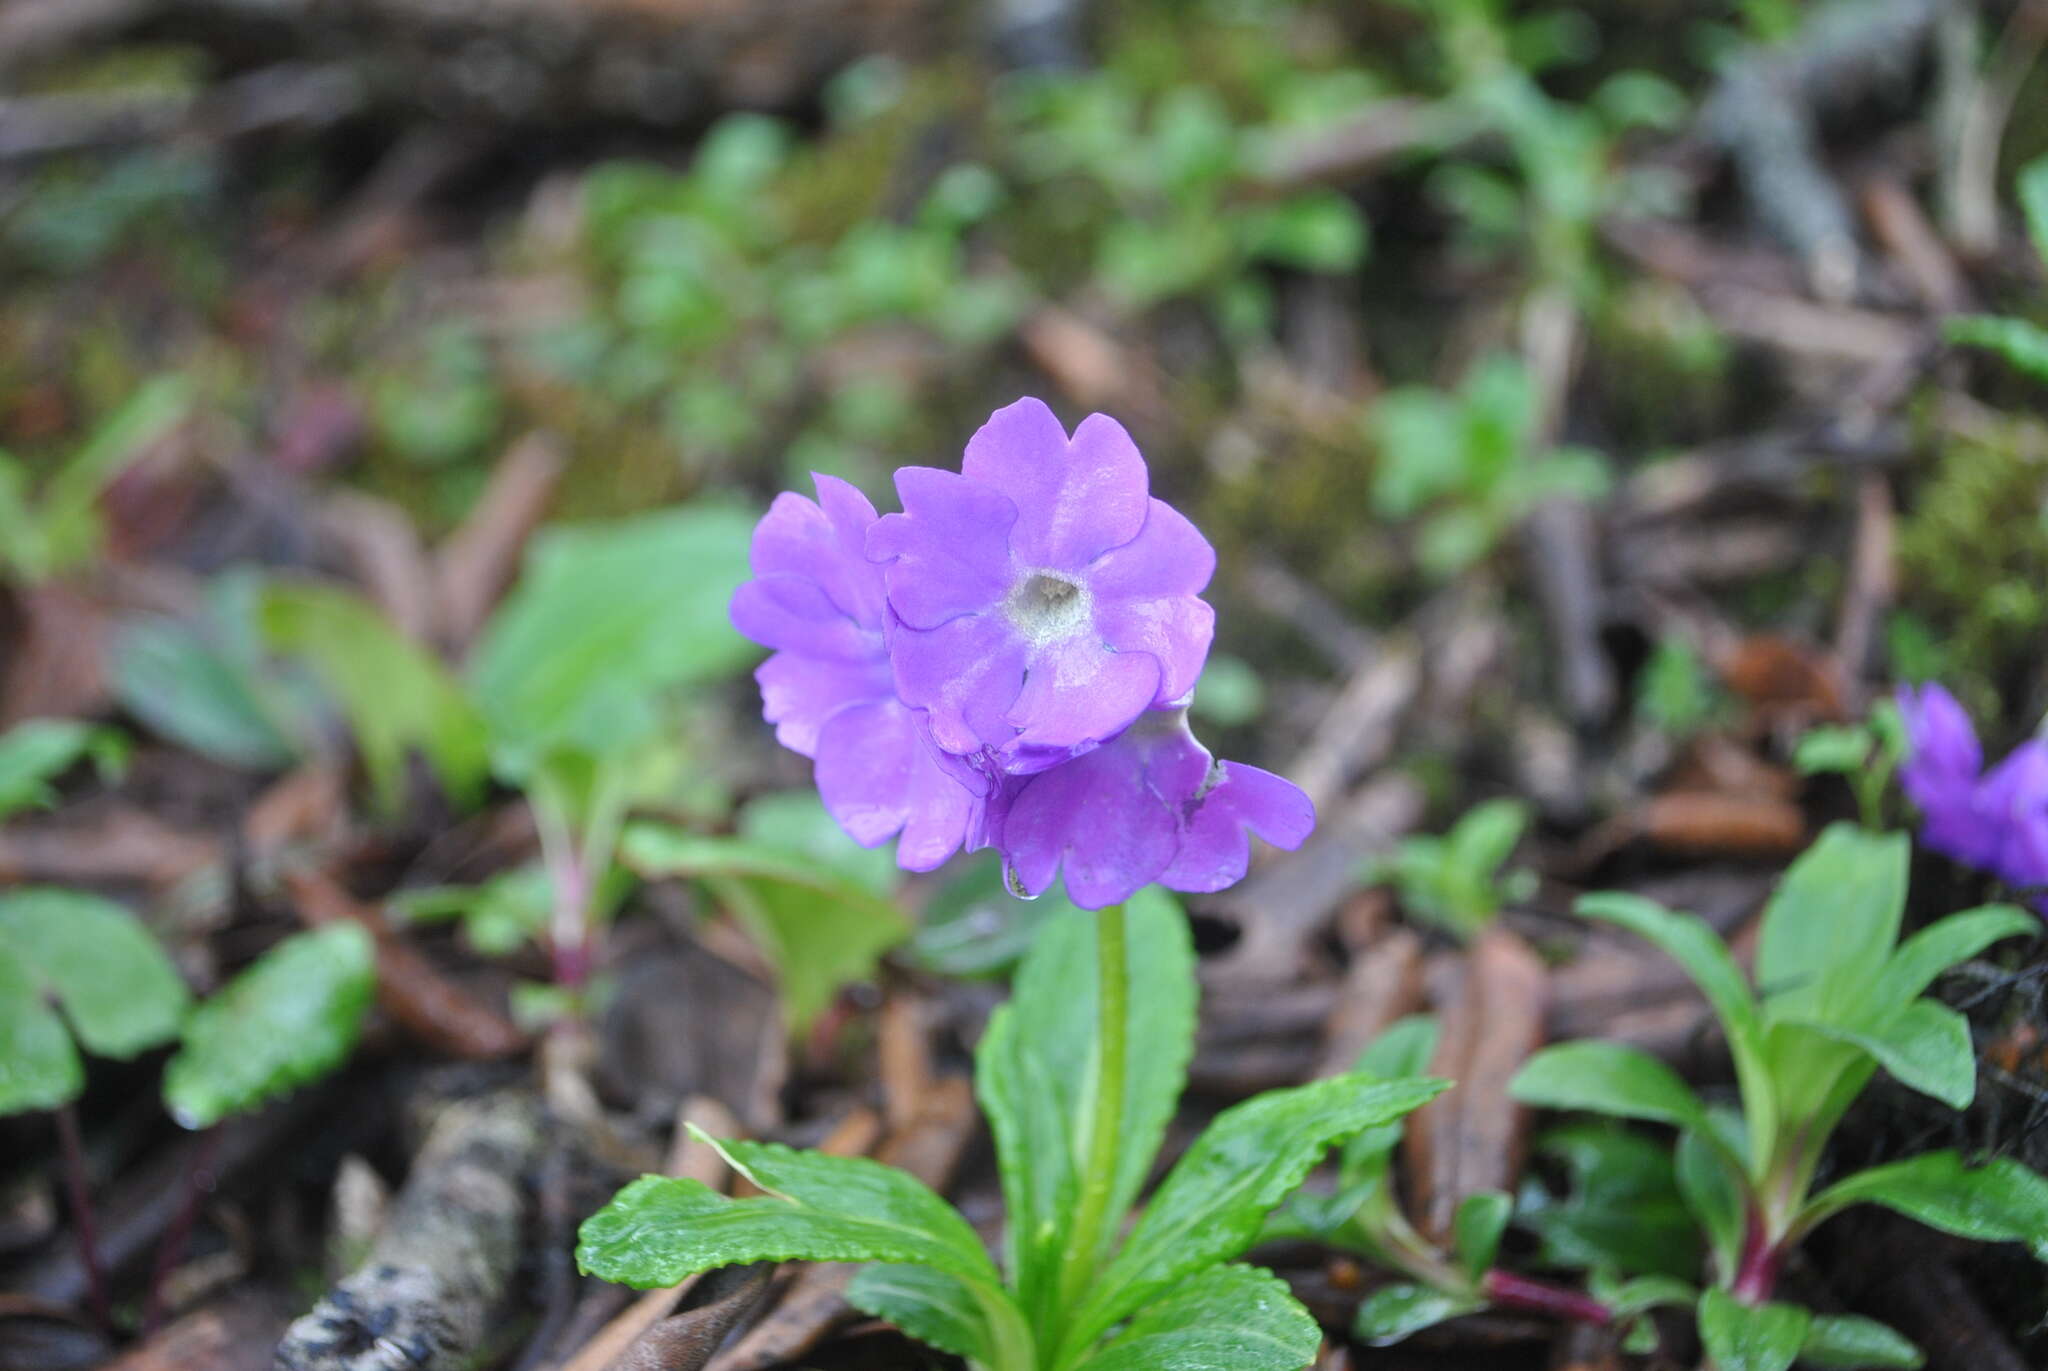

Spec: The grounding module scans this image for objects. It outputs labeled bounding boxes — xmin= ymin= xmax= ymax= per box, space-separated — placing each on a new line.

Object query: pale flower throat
xmin=1005 ymin=570 xmax=1093 ymax=646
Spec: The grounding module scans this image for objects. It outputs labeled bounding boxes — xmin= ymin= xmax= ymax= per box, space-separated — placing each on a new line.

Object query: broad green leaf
xmin=846 ymin=1264 xmax=1017 ymax=1367
xmin=1576 ymin=893 xmax=1775 ymax=1165
xmin=110 ymin=613 xmax=299 ymax=769
xmin=1676 ymin=1128 xmax=1747 ymax=1283
xmin=1517 ymin=1123 xmax=1699 ymax=1279
xmin=1873 ymin=906 xmax=2035 ymax=1008
xmin=0 ymin=946 xmax=83 ymax=1114
xmin=1510 ymin=1040 xmax=1717 ymax=1138
xmin=976 ymin=894 xmax=1195 ymax=1325
xmin=1756 ymin=824 xmax=1906 ymax=1029
xmin=1799 ymin=1151 xmax=2048 ymax=1256
xmin=470 ymin=505 xmax=758 ymax=777
xmin=260 ymin=582 xmax=488 ymax=814
xmin=1697 ymin=1288 xmax=1810 ymax=1371
xmin=577 ymin=1136 xmax=1000 ymax=1290
xmin=1063 ymin=1073 xmax=1449 ymax=1357
xmin=162 ymin=924 xmax=376 ymax=1129
xmin=0 ymin=888 xmax=188 ymax=1057
xmin=1454 ymin=1190 xmax=1511 ymax=1282
xmin=910 ymin=854 xmax=1074 ymax=979
xmin=1074 ymin=1264 xmax=1322 ymax=1371
xmin=1944 ymin=315 xmax=2048 ymax=382
xmin=1351 ymin=1282 xmax=1483 ymax=1345
xmin=1337 ymin=1014 xmax=1440 ymax=1187
xmin=620 ymin=822 xmax=909 ymax=1033
xmin=0 ymin=719 xmax=126 ymax=820
xmin=1797 ymin=1000 xmax=1976 ymax=1110
xmin=1800 ymin=1313 xmax=1923 ymax=1369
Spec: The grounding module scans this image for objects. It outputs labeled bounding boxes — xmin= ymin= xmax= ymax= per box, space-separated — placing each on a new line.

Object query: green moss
xmin=1896 ymin=412 xmax=2048 ymax=723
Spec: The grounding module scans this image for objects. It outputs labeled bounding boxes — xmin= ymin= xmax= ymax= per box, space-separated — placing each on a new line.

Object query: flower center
xmin=1006 ymin=570 xmax=1092 ymax=645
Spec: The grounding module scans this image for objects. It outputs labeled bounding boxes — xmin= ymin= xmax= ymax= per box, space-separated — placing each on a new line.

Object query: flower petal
xmin=887 ymin=611 xmax=1030 ymax=758
xmin=1005 ymin=636 xmax=1161 ymax=760
xmin=868 ymin=467 xmax=1018 ymax=630
xmin=1088 ymin=497 xmax=1216 ymax=600
xmin=1000 ymin=730 xmax=1194 ymax=907
xmin=1160 ymin=762 xmax=1317 ymax=894
xmin=754 ymin=651 xmax=893 ymax=757
xmin=962 ymin=400 xmax=1151 ymax=569
xmin=730 ymin=574 xmax=878 ymax=661
xmin=748 ymin=481 xmax=885 ymax=628
xmin=814 ymin=698 xmax=981 ymax=870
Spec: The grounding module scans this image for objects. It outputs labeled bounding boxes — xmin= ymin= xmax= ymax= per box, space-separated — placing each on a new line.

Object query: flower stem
xmin=53 ymin=1102 xmax=112 ymax=1336
xmin=1730 ymin=1211 xmax=1780 ymax=1304
xmin=143 ymin=1126 xmax=220 ymax=1334
xmin=1481 ymin=1269 xmax=1612 ymax=1325
xmin=1052 ymin=902 xmax=1130 ymax=1326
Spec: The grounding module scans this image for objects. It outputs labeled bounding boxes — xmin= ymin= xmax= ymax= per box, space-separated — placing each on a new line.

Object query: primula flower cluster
xmin=1898 ymin=682 xmax=2048 ymax=911
xmin=730 ymin=397 xmax=1314 ymax=908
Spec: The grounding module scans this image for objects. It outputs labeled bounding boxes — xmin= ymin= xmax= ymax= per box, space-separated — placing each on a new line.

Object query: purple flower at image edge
xmin=1982 ymin=739 xmax=2048 ymax=915
xmin=866 ymin=397 xmax=1217 ymax=779
xmin=1897 ymin=682 xmax=1989 ymax=867
xmin=728 ymin=474 xmax=982 ymax=871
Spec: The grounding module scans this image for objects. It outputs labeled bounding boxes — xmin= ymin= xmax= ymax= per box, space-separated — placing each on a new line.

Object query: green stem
xmin=1049 ymin=902 xmax=1129 ymax=1344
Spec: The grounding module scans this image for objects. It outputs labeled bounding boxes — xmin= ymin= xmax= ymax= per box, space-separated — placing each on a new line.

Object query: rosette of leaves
xmin=1510 ymin=823 xmax=2048 ymax=1371
xmin=1366 ymin=798 xmax=1536 ymax=940
xmin=578 ymin=898 xmax=1447 ymax=1371
xmin=1266 ymin=1018 xmax=1686 ymax=1350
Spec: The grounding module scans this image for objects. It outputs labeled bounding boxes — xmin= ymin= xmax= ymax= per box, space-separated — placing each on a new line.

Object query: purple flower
xmin=1898 ymin=683 xmax=1988 ymax=866
xmin=729 ymin=475 xmax=982 ymax=871
xmin=1983 ymin=740 xmax=2048 ymax=906
xmin=866 ymin=398 xmax=1216 ymax=777
xmin=997 ymin=707 xmax=1315 ymax=908
xmin=729 ymin=398 xmax=1316 ymax=909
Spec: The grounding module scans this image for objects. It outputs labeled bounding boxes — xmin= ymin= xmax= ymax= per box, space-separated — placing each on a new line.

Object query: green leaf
xmin=259 ymin=582 xmax=488 ymax=813
xmin=0 ymin=945 xmax=83 ymax=1114
xmin=1351 ymin=1282 xmax=1483 ymax=1345
xmin=1800 ymin=1313 xmax=1923 ymax=1369
xmin=19 ymin=375 xmax=192 ymax=582
xmin=1063 ymin=1073 xmax=1449 ymax=1357
xmin=0 ymin=719 xmax=126 ymax=820
xmin=976 ymin=894 xmax=1195 ymax=1324
xmin=1074 ymin=1264 xmax=1322 ymax=1371
xmin=0 ymin=888 xmax=188 ymax=1057
xmin=735 ymin=789 xmax=897 ymax=896
xmin=1756 ymin=824 xmax=1907 ymax=1029
xmin=1592 ymin=1272 xmax=1698 ymax=1318
xmin=110 ymin=606 xmax=300 ymax=770
xmin=1799 ymin=1151 xmax=2048 ymax=1256
xmin=1697 ymin=1288 xmax=1810 ymax=1371
xmin=1517 ymin=1123 xmax=1699 ymax=1279
xmin=1792 ymin=725 xmax=1871 ymax=777
xmin=1873 ymin=906 xmax=2035 ymax=1008
xmin=620 ymin=822 xmax=909 ymax=1033
xmin=909 ymin=854 xmax=1075 ymax=979
xmin=1676 ymin=1128 xmax=1747 ymax=1283
xmin=162 ymin=924 xmax=376 ymax=1129
xmin=1454 ymin=1190 xmax=1512 ymax=1282
xmin=1576 ymin=892 xmax=1774 ymax=1166
xmin=1797 ymin=999 xmax=1977 ymax=1110
xmin=1510 ymin=1040 xmax=1717 ymax=1137
xmin=1337 ymin=1014 xmax=1440 ymax=1188
xmin=577 ymin=1136 xmax=1001 ymax=1290
xmin=846 ymin=1264 xmax=1008 ymax=1367
xmin=1944 ymin=315 xmax=2048 ymax=382
xmin=470 ymin=505 xmax=758 ymax=777
xmin=1244 ymin=191 xmax=1368 ymax=273
xmin=2020 ymin=154 xmax=2048 ymax=267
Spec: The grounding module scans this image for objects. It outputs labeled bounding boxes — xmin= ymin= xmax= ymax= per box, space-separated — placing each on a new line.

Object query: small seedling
xmin=1945 ymin=156 xmax=2048 ymax=383
xmin=1511 ymin=823 xmax=2048 ymax=1371
xmin=0 ymin=719 xmax=127 ymax=821
xmin=579 ymin=897 xmax=1446 ymax=1371
xmin=1792 ymin=700 xmax=1905 ymax=831
xmin=1367 ymin=797 xmax=1537 ymax=940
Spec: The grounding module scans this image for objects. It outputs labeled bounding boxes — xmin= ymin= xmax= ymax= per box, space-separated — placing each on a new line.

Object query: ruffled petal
xmin=1093 ymin=591 xmax=1214 ymax=708
xmin=1159 ymin=762 xmax=1316 ymax=894
xmin=1087 ymin=497 xmax=1216 ymax=600
xmin=1004 ymin=635 xmax=1161 ymax=759
xmin=999 ymin=734 xmax=1191 ymax=908
xmin=754 ymin=651 xmax=893 ymax=757
xmin=962 ymin=399 xmax=1151 ymax=570
xmin=1983 ymin=740 xmax=2048 ymax=889
xmin=887 ymin=611 xmax=1030 ymax=758
xmin=814 ymin=698 xmax=982 ymax=870
xmin=730 ymin=574 xmax=879 ymax=661
xmin=868 ymin=467 xmax=1017 ymax=629
xmin=747 ymin=481 xmax=885 ymax=629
